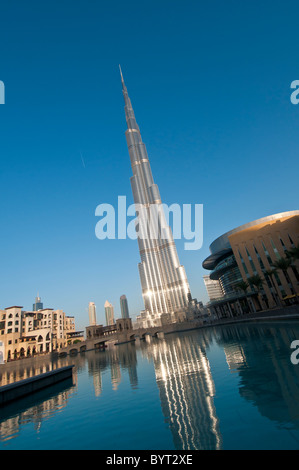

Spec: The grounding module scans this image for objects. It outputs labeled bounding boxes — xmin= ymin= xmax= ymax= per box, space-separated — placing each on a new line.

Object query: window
xmin=279 ymin=238 xmax=287 ymax=252
xmin=288 ymin=234 xmax=295 ymax=247
xmin=245 ymin=247 xmax=257 ymax=274
xmin=238 ymin=249 xmax=249 ymax=276
xmin=261 ymin=241 xmax=273 ymax=265
xmin=270 ymin=238 xmax=281 ymax=260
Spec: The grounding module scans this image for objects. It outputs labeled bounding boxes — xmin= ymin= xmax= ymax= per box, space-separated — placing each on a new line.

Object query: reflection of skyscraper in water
xmin=85 ymin=345 xmax=139 ymax=396
xmin=111 ymin=361 xmax=121 ymax=391
xmin=109 ymin=349 xmax=122 ymax=391
xmin=149 ymin=334 xmax=222 ymax=450
xmin=118 ymin=344 xmax=138 ymax=389
xmin=217 ymin=323 xmax=299 ymax=426
xmin=93 ymin=370 xmax=102 ymax=397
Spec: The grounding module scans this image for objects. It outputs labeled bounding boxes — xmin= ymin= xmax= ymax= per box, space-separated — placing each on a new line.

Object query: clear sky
xmin=0 ymin=0 xmax=298 ymax=331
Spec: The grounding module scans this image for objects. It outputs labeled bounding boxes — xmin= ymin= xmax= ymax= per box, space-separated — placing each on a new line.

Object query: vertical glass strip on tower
xmin=120 ymin=67 xmax=191 ymax=326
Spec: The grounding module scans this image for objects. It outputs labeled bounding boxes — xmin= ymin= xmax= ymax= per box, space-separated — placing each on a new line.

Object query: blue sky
xmin=0 ymin=0 xmax=298 ymax=331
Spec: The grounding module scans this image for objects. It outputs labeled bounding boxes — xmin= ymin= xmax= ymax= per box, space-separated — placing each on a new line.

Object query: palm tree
xmin=235 ymin=280 xmax=249 ymax=293
xmin=272 ymin=257 xmax=293 ymax=286
xmin=286 ymin=244 xmax=299 ymax=285
xmin=247 ymin=274 xmax=265 ymax=310
xmin=272 ymin=257 xmax=298 ymax=301
xmin=286 ymin=243 xmax=299 ymax=261
xmin=248 ymin=274 xmax=265 ymax=291
xmin=264 ymin=268 xmax=283 ymax=306
xmin=235 ymin=280 xmax=251 ymax=314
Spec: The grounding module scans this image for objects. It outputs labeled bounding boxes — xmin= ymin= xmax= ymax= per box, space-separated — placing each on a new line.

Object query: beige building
xmin=0 ymin=304 xmax=78 ymax=362
xmin=203 ymin=211 xmax=299 ymax=318
xmin=229 ymin=212 xmax=299 ymax=307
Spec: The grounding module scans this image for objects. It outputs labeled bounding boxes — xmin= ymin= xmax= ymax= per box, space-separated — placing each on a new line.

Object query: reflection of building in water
xmin=216 ymin=323 xmax=299 ymax=425
xmin=118 ymin=343 xmax=138 ymax=389
xmin=111 ymin=362 xmax=121 ymax=391
xmin=146 ymin=333 xmax=222 ymax=450
xmin=0 ymin=356 xmax=79 ymax=387
xmin=0 ymin=345 xmax=140 ymax=442
xmin=0 ymin=379 xmax=76 ymax=441
xmin=84 ymin=343 xmax=139 ymax=395
xmin=93 ymin=370 xmax=102 ymax=397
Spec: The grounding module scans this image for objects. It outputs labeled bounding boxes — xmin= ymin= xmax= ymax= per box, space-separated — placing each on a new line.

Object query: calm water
xmin=1 ymin=321 xmax=299 ymax=450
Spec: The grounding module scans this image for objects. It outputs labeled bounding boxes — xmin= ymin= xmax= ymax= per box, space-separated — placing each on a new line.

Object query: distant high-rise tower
xmin=88 ymin=302 xmax=97 ymax=326
xmin=120 ymin=295 xmax=130 ymax=319
xmin=203 ymin=275 xmax=224 ymax=301
xmin=33 ymin=294 xmax=43 ymax=311
xmin=120 ymin=67 xmax=191 ymax=326
xmin=104 ymin=300 xmax=115 ymax=326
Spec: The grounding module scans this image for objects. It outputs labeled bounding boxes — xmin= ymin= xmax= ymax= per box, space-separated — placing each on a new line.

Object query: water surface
xmin=1 ymin=321 xmax=299 ymax=450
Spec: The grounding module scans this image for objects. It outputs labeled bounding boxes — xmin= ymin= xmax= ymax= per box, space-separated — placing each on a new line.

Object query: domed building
xmin=203 ymin=211 xmax=299 ymax=318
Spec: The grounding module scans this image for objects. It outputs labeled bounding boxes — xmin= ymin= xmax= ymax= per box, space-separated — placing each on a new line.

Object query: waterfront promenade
xmin=1 ymin=304 xmax=298 ymax=371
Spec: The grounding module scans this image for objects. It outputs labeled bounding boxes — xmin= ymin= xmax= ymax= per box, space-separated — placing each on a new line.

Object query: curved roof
xmin=202 ymin=210 xmax=299 ymax=270
xmin=202 ymin=248 xmax=232 ymax=270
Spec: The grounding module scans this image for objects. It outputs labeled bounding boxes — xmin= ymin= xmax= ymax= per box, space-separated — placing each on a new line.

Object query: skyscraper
xmin=88 ymin=302 xmax=97 ymax=326
xmin=120 ymin=68 xmax=191 ymax=327
xmin=104 ymin=300 xmax=115 ymax=326
xmin=203 ymin=275 xmax=224 ymax=301
xmin=120 ymin=295 xmax=130 ymax=319
xmin=33 ymin=294 xmax=43 ymax=312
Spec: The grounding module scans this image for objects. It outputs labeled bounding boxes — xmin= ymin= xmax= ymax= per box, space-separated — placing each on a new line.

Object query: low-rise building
xmin=0 ymin=299 xmax=79 ymax=362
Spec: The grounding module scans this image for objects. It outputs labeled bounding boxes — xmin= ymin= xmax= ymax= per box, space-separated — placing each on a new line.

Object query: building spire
xmin=119 ymin=64 xmax=124 ymax=84
xmin=119 ymin=66 xmax=139 ymax=132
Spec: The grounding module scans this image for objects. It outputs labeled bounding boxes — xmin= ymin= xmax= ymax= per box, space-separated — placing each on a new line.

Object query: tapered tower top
xmin=119 ymin=66 xmax=139 ymax=132
xmin=119 ymin=64 xmax=124 ymax=83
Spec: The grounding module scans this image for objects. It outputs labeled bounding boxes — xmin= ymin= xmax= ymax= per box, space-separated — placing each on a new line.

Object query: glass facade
xmin=120 ymin=295 xmax=130 ymax=319
xmin=203 ymin=211 xmax=299 ymax=307
xmin=210 ymin=254 xmax=243 ymax=295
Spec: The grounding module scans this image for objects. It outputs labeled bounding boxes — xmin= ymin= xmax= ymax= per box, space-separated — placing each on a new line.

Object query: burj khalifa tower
xmin=120 ymin=67 xmax=191 ymax=327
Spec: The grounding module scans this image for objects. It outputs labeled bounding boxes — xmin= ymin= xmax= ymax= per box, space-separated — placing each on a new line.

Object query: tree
xmin=247 ymin=274 xmax=265 ymax=310
xmin=272 ymin=257 xmax=298 ymax=300
xmin=247 ymin=274 xmax=265 ymax=292
xmin=263 ymin=268 xmax=282 ymax=306
xmin=235 ymin=280 xmax=254 ymax=314
xmin=235 ymin=280 xmax=249 ymax=293
xmin=272 ymin=257 xmax=293 ymax=286
xmin=286 ymin=243 xmax=299 ymax=261
xmin=285 ymin=244 xmax=299 ymax=285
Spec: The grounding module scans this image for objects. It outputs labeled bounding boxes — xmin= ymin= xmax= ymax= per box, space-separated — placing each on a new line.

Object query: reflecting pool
xmin=1 ymin=321 xmax=299 ymax=450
